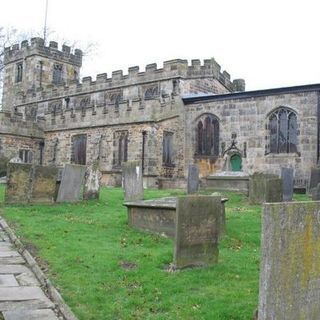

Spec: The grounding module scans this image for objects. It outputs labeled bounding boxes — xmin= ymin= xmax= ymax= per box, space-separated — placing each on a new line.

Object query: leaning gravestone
xmin=83 ymin=162 xmax=101 ymax=200
xmin=280 ymin=167 xmax=294 ymax=201
xmin=5 ymin=163 xmax=32 ymax=204
xmin=56 ymin=164 xmax=86 ymax=202
xmin=308 ymin=166 xmax=320 ymax=194
xmin=258 ymin=201 xmax=320 ymax=319
xmin=122 ymin=161 xmax=143 ymax=202
xmin=187 ymin=164 xmax=199 ymax=194
xmin=30 ymin=165 xmax=58 ymax=203
xmin=173 ymin=195 xmax=221 ymax=269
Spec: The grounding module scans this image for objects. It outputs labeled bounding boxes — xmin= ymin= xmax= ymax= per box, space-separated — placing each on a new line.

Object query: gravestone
xmin=265 ymin=177 xmax=283 ymax=203
xmin=122 ymin=161 xmax=143 ymax=202
xmin=5 ymin=163 xmax=32 ymax=204
xmin=83 ymin=162 xmax=101 ymax=200
xmin=259 ymin=201 xmax=320 ymax=319
xmin=249 ymin=173 xmax=282 ymax=204
xmin=30 ymin=165 xmax=58 ymax=203
xmin=187 ymin=164 xmax=199 ymax=194
xmin=308 ymin=166 xmax=320 ymax=194
xmin=311 ymin=183 xmax=320 ymax=200
xmin=173 ymin=195 xmax=221 ymax=269
xmin=56 ymin=164 xmax=86 ymax=202
xmin=281 ymin=167 xmax=294 ymax=201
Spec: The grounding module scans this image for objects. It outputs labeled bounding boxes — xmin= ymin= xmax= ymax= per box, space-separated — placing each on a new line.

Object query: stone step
xmin=0 ymin=275 xmax=18 ymax=287
xmin=0 ymin=287 xmax=50 ymax=302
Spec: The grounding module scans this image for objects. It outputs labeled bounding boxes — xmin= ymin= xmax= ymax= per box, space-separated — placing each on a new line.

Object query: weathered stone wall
xmin=184 ymin=91 xmax=318 ymax=183
xmin=0 ymin=112 xmax=44 ymax=165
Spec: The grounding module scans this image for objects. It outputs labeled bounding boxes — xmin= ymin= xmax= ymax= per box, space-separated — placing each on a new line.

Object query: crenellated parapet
xmin=4 ymin=37 xmax=82 ymax=67
xmin=12 ymin=57 xmax=245 ymax=106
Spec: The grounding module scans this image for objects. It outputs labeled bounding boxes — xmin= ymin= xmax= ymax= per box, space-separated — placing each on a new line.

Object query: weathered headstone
xmin=187 ymin=164 xmax=199 ymax=194
xmin=83 ymin=162 xmax=101 ymax=200
xmin=56 ymin=164 xmax=86 ymax=202
xmin=281 ymin=167 xmax=294 ymax=201
xmin=122 ymin=161 xmax=143 ymax=202
xmin=5 ymin=163 xmax=32 ymax=204
xmin=31 ymin=165 xmax=58 ymax=203
xmin=308 ymin=166 xmax=320 ymax=194
xmin=311 ymin=182 xmax=320 ymax=200
xmin=265 ymin=177 xmax=283 ymax=203
xmin=173 ymin=195 xmax=221 ymax=269
xmin=259 ymin=201 xmax=320 ymax=319
xmin=249 ymin=173 xmax=282 ymax=204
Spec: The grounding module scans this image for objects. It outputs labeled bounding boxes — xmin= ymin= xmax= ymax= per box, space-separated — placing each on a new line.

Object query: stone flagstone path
xmin=0 ymin=217 xmax=76 ymax=320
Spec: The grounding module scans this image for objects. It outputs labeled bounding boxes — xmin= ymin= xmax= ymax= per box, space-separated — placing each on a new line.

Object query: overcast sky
xmin=1 ymin=0 xmax=319 ymax=91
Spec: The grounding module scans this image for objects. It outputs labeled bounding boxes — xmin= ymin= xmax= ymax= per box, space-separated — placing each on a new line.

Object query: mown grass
xmin=0 ymin=185 xmax=309 ymax=319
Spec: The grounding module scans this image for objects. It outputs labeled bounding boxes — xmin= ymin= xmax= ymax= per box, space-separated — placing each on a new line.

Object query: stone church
xmin=0 ymin=37 xmax=319 ymax=188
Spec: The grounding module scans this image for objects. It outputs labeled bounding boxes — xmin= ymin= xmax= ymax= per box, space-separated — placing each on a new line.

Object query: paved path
xmin=0 ymin=221 xmax=61 ymax=320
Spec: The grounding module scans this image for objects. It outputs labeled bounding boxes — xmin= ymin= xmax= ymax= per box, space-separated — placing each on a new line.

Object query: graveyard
xmin=0 ymin=181 xmax=310 ymax=319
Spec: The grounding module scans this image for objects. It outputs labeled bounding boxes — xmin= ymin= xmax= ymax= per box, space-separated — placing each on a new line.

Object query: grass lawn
xmin=0 ymin=186 xmax=309 ymax=319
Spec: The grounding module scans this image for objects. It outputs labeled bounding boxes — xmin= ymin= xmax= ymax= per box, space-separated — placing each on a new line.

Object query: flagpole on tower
xmin=43 ymin=0 xmax=49 ymax=43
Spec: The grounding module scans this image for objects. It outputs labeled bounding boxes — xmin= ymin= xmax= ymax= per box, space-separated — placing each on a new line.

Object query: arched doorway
xmin=230 ymin=154 xmax=242 ymax=171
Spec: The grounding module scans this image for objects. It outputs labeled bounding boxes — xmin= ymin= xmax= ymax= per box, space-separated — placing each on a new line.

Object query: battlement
xmin=4 ymin=37 xmax=82 ymax=67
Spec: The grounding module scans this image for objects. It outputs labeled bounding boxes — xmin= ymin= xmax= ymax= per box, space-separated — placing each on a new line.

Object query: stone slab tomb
xmin=5 ymin=163 xmax=58 ymax=204
xmin=249 ymin=173 xmax=282 ymax=204
xmin=308 ymin=166 xmax=320 ymax=194
xmin=122 ymin=161 xmax=143 ymax=202
xmin=124 ymin=196 xmax=228 ymax=240
xmin=258 ymin=201 xmax=320 ymax=319
xmin=83 ymin=162 xmax=101 ymax=200
xmin=187 ymin=164 xmax=199 ymax=194
xmin=56 ymin=164 xmax=86 ymax=202
xmin=281 ymin=167 xmax=294 ymax=201
xmin=173 ymin=195 xmax=221 ymax=269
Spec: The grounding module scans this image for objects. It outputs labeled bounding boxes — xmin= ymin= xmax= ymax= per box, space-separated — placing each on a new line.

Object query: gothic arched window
xmin=268 ymin=107 xmax=298 ymax=154
xmin=196 ymin=114 xmax=219 ymax=156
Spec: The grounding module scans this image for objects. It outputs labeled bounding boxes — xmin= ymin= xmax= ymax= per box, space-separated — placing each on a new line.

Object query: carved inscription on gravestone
xmin=174 ymin=195 xmax=221 ymax=269
xmin=56 ymin=164 xmax=86 ymax=202
xmin=258 ymin=202 xmax=320 ymax=320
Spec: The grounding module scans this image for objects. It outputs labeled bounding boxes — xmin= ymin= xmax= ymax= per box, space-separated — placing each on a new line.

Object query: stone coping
xmin=124 ymin=196 xmax=228 ymax=209
xmin=206 ymin=175 xmax=249 ymax=180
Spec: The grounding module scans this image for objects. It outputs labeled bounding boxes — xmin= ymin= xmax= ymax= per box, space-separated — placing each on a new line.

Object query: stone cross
xmin=258 ymin=201 xmax=320 ymax=319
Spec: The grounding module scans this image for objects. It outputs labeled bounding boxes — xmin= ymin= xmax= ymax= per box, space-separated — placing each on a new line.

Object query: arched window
xmin=196 ymin=114 xmax=219 ymax=156
xmin=268 ymin=107 xmax=297 ymax=154
xmin=144 ymin=86 xmax=159 ymax=99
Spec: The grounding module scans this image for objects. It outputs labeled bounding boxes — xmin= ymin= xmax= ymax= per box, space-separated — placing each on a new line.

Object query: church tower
xmin=1 ymin=37 xmax=82 ymax=112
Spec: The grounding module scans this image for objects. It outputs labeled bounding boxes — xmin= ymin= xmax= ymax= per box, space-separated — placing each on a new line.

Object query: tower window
xmin=53 ymin=64 xmax=63 ymax=84
xmin=16 ymin=63 xmax=23 ymax=83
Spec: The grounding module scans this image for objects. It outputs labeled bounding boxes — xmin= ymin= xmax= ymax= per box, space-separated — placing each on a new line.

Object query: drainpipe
xmin=142 ymin=131 xmax=147 ymax=174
